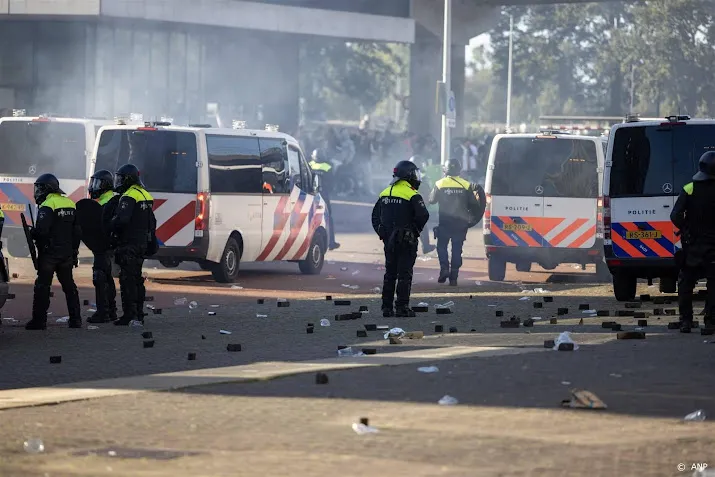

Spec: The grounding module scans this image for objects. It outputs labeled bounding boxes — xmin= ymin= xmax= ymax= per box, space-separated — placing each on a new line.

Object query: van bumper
xmin=604 ymin=246 xmax=677 ymax=278
xmin=484 ymin=235 xmax=602 ymax=265
xmin=153 ymin=236 xmax=210 ymax=262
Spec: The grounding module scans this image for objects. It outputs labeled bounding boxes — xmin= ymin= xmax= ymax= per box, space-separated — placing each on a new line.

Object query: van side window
xmin=207 ymin=135 xmax=262 ymax=194
xmin=260 ymin=138 xmax=289 ymax=194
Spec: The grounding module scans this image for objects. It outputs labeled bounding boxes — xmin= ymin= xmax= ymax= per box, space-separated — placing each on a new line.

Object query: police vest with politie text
xmin=373 ymin=180 xmax=430 ymax=240
xmin=112 ymin=184 xmax=157 ymax=251
xmin=34 ymin=193 xmax=81 ymax=257
xmin=431 ymin=175 xmax=485 ymax=229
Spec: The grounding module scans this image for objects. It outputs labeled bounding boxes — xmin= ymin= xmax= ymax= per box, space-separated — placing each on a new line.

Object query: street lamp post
xmin=440 ymin=0 xmax=452 ymax=166
xmin=505 ymin=14 xmax=513 ymax=131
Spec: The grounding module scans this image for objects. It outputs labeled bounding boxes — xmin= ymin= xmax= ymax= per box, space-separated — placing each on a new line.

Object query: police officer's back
xmin=671 ymin=151 xmax=715 ymax=331
xmin=86 ymin=169 xmax=119 ymax=324
xmin=111 ymin=164 xmax=156 ymax=326
xmin=26 ymin=173 xmax=82 ymax=330
xmin=429 ymin=159 xmax=486 ymax=285
xmin=372 ymin=160 xmax=429 ymax=317
xmin=309 ymin=148 xmax=340 ymax=250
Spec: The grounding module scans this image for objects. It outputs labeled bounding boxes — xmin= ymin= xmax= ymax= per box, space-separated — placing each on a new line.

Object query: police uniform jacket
xmin=111 ymin=185 xmax=155 ymax=247
xmin=429 ymin=176 xmax=485 ymax=229
xmin=97 ymin=190 xmax=119 ymax=245
xmin=671 ymin=180 xmax=715 ymax=266
xmin=0 ymin=207 xmax=4 ymax=237
xmin=371 ymin=180 xmax=429 ymax=239
xmin=33 ymin=193 xmax=80 ymax=258
xmin=309 ymin=160 xmax=334 ymax=196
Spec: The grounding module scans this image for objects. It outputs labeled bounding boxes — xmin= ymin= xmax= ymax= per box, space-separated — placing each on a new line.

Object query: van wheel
xmin=198 ymin=260 xmax=215 ymax=271
xmin=515 ymin=262 xmax=531 ymax=273
xmin=299 ymin=236 xmax=325 ymax=275
xmin=7 ymin=239 xmax=29 ymax=258
xmin=659 ymin=276 xmax=677 ymax=294
xmin=488 ymin=257 xmax=506 ymax=281
xmin=212 ymin=238 xmax=241 ymax=283
xmin=159 ymin=258 xmax=181 ymax=269
xmin=595 ymin=260 xmax=611 ymax=282
xmin=613 ymin=273 xmax=637 ymax=301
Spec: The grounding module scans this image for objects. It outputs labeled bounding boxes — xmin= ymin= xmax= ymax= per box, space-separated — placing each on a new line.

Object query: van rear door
xmin=94 ymin=128 xmax=199 ymax=248
xmin=541 ymin=137 xmax=599 ymax=249
xmin=608 ymin=125 xmax=676 ymax=259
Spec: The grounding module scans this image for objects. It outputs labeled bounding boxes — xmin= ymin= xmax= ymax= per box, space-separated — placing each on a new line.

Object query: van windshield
xmin=94 ymin=129 xmax=198 ymax=194
xmin=609 ymin=124 xmax=715 ymax=197
xmin=0 ymin=120 xmax=86 ymax=180
xmin=491 ymin=137 xmax=598 ymax=198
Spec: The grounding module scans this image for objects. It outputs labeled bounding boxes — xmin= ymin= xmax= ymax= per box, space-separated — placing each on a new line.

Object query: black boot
xmin=382 ymin=307 xmax=394 ymax=317
xmin=680 ymin=318 xmax=693 ymax=333
xmin=449 ymin=269 xmax=459 ymax=286
xmin=438 ymin=268 xmax=450 ymax=283
xmin=395 ymin=306 xmax=416 ymax=318
xmin=25 ymin=319 xmax=47 ymax=331
xmin=88 ymin=311 xmax=115 ymax=324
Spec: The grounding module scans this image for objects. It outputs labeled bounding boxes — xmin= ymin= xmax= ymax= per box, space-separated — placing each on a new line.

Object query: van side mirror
xmin=313 ymin=174 xmax=321 ymax=193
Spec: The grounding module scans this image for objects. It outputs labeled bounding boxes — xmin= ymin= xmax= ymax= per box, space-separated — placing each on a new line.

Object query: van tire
xmin=212 ymin=238 xmax=241 ymax=283
xmin=299 ymin=236 xmax=325 ymax=275
xmin=659 ymin=276 xmax=677 ymax=294
xmin=7 ymin=239 xmax=29 ymax=258
xmin=613 ymin=273 xmax=637 ymax=301
xmin=159 ymin=258 xmax=181 ymax=269
xmin=198 ymin=260 xmax=214 ymax=271
xmin=488 ymin=257 xmax=506 ymax=281
xmin=515 ymin=262 xmax=531 ymax=273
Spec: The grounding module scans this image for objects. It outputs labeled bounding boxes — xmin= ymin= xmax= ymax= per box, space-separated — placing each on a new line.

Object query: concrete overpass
xmin=0 ymin=0 xmax=598 ymax=135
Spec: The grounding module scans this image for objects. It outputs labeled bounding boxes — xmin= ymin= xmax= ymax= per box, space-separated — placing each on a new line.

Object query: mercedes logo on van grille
xmin=535 ymin=185 xmax=544 ymax=195
xmin=662 ymin=183 xmax=673 ymax=193
xmin=28 ymin=165 xmax=36 ymax=175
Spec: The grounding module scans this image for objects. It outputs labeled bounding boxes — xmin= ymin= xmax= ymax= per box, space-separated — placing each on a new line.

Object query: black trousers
xmin=323 ymin=194 xmax=337 ymax=246
xmin=92 ymin=251 xmax=116 ymax=317
xmin=32 ymin=254 xmax=81 ymax=323
xmin=678 ymin=263 xmax=715 ymax=324
xmin=436 ymin=225 xmax=468 ymax=280
xmin=116 ymin=244 xmax=146 ymax=320
xmin=382 ymin=239 xmax=418 ymax=309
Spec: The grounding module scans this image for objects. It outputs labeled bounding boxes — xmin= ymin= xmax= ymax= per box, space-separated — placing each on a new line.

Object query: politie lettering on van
xmin=602 ymin=115 xmax=715 ymax=301
xmin=90 ymin=121 xmax=329 ymax=283
xmin=483 ymin=130 xmax=608 ymax=281
xmin=0 ymin=113 xmax=112 ymax=258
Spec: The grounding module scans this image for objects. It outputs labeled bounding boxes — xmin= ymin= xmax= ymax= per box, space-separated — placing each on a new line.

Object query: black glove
xmin=73 ymin=252 xmax=79 ymax=268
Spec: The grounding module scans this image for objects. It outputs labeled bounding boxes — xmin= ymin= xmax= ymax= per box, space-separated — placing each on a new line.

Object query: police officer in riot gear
xmin=409 ymin=156 xmax=436 ymax=254
xmin=309 ymin=149 xmax=340 ymax=250
xmin=111 ymin=164 xmax=156 ymax=326
xmin=372 ymin=160 xmax=430 ymax=318
xmin=430 ymin=159 xmax=486 ymax=286
xmin=86 ymin=169 xmax=119 ymax=324
xmin=25 ymin=173 xmax=82 ymax=330
xmin=671 ymin=151 xmax=715 ymax=332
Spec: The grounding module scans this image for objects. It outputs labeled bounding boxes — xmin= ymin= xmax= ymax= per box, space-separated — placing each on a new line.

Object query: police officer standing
xmin=430 ymin=159 xmax=486 ymax=286
xmin=372 ymin=160 xmax=429 ymax=317
xmin=25 ymin=174 xmax=82 ymax=330
xmin=87 ymin=170 xmax=119 ymax=324
xmin=309 ymin=149 xmax=340 ymax=250
xmin=671 ymin=151 xmax=715 ymax=332
xmin=111 ymin=164 xmax=156 ymax=326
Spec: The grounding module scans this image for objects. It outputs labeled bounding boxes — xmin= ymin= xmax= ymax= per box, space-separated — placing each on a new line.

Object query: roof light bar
xmin=12 ymin=109 xmax=26 ymax=117
xmin=232 ymin=120 xmax=247 ymax=130
xmin=265 ymin=124 xmax=280 ymax=132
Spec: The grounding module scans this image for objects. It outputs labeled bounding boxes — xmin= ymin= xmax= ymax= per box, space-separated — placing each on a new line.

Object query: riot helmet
xmin=392 ymin=160 xmax=421 ymax=189
xmin=34 ymin=173 xmax=63 ymax=205
xmin=114 ymin=163 xmax=142 ymax=193
xmin=693 ymin=151 xmax=715 ymax=182
xmin=443 ymin=158 xmax=462 ymax=177
xmin=311 ymin=148 xmax=327 ymax=163
xmin=88 ymin=169 xmax=114 ymax=199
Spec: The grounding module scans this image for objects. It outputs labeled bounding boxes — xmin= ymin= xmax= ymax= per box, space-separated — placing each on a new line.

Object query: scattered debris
xmin=334 ymin=300 xmax=351 ymax=306
xmin=320 ymin=319 xmax=331 ymax=327
xmin=337 ymin=347 xmax=364 ymax=357
xmin=449 ymin=327 xmax=458 ymax=333
xmin=23 ymin=438 xmax=45 ymax=454
xmin=557 ymin=308 xmax=568 ymax=315
xmin=533 ymin=302 xmax=543 ymax=309
xmin=208 ymin=312 xmax=216 ymax=316
xmin=601 ymin=321 xmax=615 ymax=329
xmin=315 ymin=373 xmax=329 ymax=385
xmin=257 ymin=299 xmax=264 ymax=304
xmin=277 ymin=300 xmax=290 ymax=308
xmin=523 ymin=318 xmax=535 ymax=327
xmin=578 ymin=304 xmax=590 ymax=311
xmin=143 ymin=340 xmax=155 ymax=349
xmin=637 ymin=319 xmax=648 ymax=327
xmin=617 ymin=331 xmax=645 ymax=340
xmin=418 ymin=366 xmax=439 ymax=373
xmin=306 ymin=327 xmax=314 ymax=334
xmin=174 ymin=298 xmax=188 ymax=306
xmin=553 ymin=332 xmax=579 ymax=351
xmin=404 ymin=331 xmax=424 ymax=339
xmin=340 ymin=267 xmax=348 ymax=271
xmin=610 ymin=324 xmax=623 ymax=331
xmin=625 ymin=302 xmax=641 ymax=309
xmin=49 ymin=356 xmax=62 ymax=364
xmin=362 ymin=348 xmax=377 ymax=355
xmin=582 ymin=310 xmax=597 ymax=314
xmin=384 ymin=328 xmax=405 ymax=339
xmin=412 ymin=305 xmax=428 ymax=313
xmin=438 ymin=395 xmax=459 ymax=406
xmin=356 ymin=330 xmax=367 ymax=338
xmin=684 ymin=409 xmax=706 ymax=422
xmin=550 ymin=318 xmax=558 ymax=325
xmin=544 ymin=296 xmax=554 ymax=303
xmin=226 ymin=344 xmax=242 ymax=352
xmin=389 ymin=337 xmax=402 ymax=345
xmin=544 ymin=340 xmax=555 ymax=348
xmin=351 ymin=422 xmax=379 ymax=435
xmin=188 ymin=301 xmax=198 ymax=310
xmin=434 ymin=325 xmax=444 ymax=333
xmin=256 ymin=314 xmax=268 ymax=318
xmin=187 ymin=353 xmax=196 ymax=361
xmin=364 ymin=324 xmax=377 ymax=331
xmin=142 ymin=332 xmax=153 ymax=339
xmin=436 ymin=307 xmax=452 ymax=315
xmin=496 ymin=310 xmax=504 ymax=317
xmin=561 ymin=389 xmax=607 ymax=409
xmin=597 ymin=310 xmax=610 ymax=317
xmin=219 ymin=330 xmax=232 ymax=335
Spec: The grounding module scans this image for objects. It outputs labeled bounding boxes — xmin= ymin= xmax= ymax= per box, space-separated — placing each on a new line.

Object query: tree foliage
xmin=465 ymin=0 xmax=715 ymax=124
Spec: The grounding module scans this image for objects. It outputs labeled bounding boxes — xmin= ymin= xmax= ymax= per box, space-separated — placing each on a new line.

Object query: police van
xmin=602 ymin=115 xmax=715 ymax=301
xmin=0 ymin=112 xmax=113 ymax=257
xmin=90 ymin=121 xmax=329 ymax=283
xmin=483 ymin=131 xmax=607 ymax=281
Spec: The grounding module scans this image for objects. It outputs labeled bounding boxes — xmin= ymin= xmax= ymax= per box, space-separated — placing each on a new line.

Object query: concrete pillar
xmin=409 ymin=25 xmax=441 ymax=138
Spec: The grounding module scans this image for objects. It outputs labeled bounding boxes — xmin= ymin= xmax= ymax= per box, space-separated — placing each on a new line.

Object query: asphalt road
xmin=0 ymin=201 xmax=712 ymax=477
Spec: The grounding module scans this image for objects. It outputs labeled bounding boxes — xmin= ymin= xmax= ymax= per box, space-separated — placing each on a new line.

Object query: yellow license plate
xmin=0 ymin=203 xmax=25 ymax=212
xmin=626 ymin=230 xmax=662 ymax=240
xmin=502 ymin=223 xmax=532 ymax=232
